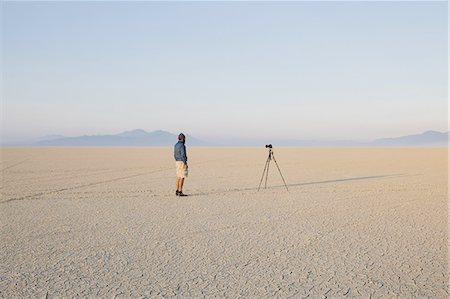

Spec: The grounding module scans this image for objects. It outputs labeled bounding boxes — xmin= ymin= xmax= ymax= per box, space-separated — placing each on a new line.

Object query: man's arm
xmin=181 ymin=144 xmax=188 ymax=164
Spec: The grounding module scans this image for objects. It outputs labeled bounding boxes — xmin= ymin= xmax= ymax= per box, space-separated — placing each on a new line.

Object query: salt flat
xmin=0 ymin=147 xmax=448 ymax=298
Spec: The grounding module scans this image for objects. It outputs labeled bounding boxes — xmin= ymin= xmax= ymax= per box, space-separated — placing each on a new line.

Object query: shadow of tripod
xmin=258 ymin=146 xmax=289 ymax=191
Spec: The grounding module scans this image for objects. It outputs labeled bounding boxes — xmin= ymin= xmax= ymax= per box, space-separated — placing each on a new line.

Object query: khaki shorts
xmin=175 ymin=161 xmax=188 ymax=178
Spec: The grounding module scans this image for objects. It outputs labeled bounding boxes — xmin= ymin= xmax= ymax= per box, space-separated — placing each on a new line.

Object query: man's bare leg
xmin=176 ymin=178 xmax=184 ymax=191
xmin=179 ymin=178 xmax=184 ymax=192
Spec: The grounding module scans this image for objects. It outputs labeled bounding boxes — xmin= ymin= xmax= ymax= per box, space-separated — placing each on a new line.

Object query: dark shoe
xmin=178 ymin=192 xmax=188 ymax=197
xmin=176 ymin=190 xmax=180 ymax=196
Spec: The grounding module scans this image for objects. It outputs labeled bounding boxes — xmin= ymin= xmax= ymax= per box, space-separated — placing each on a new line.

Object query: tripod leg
xmin=272 ymin=155 xmax=289 ymax=191
xmin=265 ymin=158 xmax=270 ymax=189
xmin=257 ymin=156 xmax=270 ymax=191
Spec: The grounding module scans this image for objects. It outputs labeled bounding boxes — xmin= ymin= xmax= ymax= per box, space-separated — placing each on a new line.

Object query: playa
xmin=1 ymin=147 xmax=448 ymax=297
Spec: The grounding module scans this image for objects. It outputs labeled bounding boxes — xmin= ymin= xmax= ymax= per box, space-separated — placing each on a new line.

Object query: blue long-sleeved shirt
xmin=174 ymin=141 xmax=187 ymax=163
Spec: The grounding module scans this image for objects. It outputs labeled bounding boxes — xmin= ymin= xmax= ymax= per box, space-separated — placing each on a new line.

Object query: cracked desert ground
xmin=1 ymin=147 xmax=448 ymax=298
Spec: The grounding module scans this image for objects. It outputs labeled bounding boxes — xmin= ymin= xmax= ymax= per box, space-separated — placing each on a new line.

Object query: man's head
xmin=178 ymin=133 xmax=186 ymax=143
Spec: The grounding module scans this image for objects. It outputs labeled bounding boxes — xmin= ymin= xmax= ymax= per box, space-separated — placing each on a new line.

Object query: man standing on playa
xmin=174 ymin=133 xmax=188 ymax=196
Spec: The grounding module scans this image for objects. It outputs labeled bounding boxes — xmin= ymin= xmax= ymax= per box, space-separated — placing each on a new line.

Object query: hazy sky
xmin=2 ymin=1 xmax=448 ymax=141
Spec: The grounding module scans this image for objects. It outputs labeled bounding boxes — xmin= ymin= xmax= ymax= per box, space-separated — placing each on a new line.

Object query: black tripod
xmin=258 ymin=146 xmax=289 ymax=191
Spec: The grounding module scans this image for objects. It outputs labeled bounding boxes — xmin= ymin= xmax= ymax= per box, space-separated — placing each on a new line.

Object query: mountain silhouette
xmin=3 ymin=130 xmax=447 ymax=147
xmin=372 ymin=130 xmax=448 ymax=146
xmin=36 ymin=130 xmax=207 ymax=146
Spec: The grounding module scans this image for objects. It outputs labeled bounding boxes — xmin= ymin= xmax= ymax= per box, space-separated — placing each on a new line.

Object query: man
xmin=174 ymin=133 xmax=188 ymax=196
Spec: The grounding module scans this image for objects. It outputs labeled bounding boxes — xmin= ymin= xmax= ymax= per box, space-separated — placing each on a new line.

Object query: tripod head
xmin=265 ymin=144 xmax=273 ymax=159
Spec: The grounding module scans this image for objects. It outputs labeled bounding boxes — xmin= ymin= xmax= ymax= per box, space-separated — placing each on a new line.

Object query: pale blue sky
xmin=2 ymin=1 xmax=448 ymax=141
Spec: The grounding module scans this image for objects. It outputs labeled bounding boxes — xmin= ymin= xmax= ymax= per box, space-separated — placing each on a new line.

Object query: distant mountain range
xmin=34 ymin=130 xmax=207 ymax=146
xmin=1 ymin=129 xmax=448 ymax=147
xmin=235 ymin=130 xmax=448 ymax=147
xmin=372 ymin=130 xmax=448 ymax=146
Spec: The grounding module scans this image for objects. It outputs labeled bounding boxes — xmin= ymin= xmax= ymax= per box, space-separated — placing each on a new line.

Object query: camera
xmin=265 ymin=144 xmax=272 ymax=149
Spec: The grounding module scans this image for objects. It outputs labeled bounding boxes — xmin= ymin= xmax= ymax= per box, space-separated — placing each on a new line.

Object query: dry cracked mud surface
xmin=1 ymin=147 xmax=448 ymax=298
